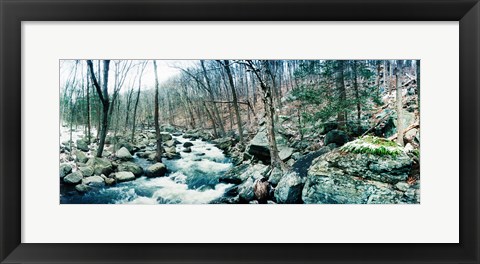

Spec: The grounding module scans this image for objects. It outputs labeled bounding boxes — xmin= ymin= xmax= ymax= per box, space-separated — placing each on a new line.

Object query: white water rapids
xmin=60 ymin=128 xmax=234 ymax=204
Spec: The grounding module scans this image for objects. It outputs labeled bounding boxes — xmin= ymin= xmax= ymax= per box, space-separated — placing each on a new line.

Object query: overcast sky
xmin=60 ymin=60 xmax=197 ymax=94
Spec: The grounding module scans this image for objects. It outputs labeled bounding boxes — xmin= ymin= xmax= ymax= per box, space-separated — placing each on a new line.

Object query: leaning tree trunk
xmin=395 ymin=61 xmax=404 ymax=146
xmin=153 ymin=60 xmax=163 ymax=162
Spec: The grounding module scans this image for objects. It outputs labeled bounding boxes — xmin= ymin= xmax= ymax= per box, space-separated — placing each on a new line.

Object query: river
xmin=60 ymin=133 xmax=235 ymax=204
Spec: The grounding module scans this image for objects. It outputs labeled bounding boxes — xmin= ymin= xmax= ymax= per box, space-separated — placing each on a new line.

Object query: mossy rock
xmin=340 ymin=136 xmax=404 ymax=157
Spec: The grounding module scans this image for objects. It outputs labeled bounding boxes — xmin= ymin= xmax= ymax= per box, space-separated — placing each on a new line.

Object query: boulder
xmin=104 ymin=177 xmax=116 ymax=185
xmin=76 ymin=139 xmax=89 ymax=152
xmin=302 ymin=143 xmax=414 ymax=204
xmin=86 ymin=157 xmax=113 ymax=176
xmin=136 ymin=151 xmax=153 ymax=159
xmin=183 ymin=147 xmax=192 ymax=153
xmin=183 ymin=141 xmax=194 ymax=148
xmin=116 ymin=147 xmax=133 ymax=161
xmin=115 ymin=140 xmax=134 ymax=153
xmin=78 ymin=166 xmax=94 ymax=177
xmin=82 ymin=175 xmax=105 ymax=187
xmin=59 ymin=163 xmax=72 ymax=178
xmin=117 ymin=162 xmax=144 ymax=177
xmin=238 ymin=177 xmax=255 ymax=202
xmin=75 ymin=151 xmax=89 ymax=163
xmin=212 ymin=137 xmax=235 ymax=151
xmin=292 ymin=147 xmax=331 ymax=177
xmin=220 ymin=163 xmax=269 ymax=184
xmin=145 ymin=163 xmax=167 ymax=177
xmin=274 ymin=172 xmax=304 ymax=204
xmin=278 ymin=147 xmax=294 ymax=161
xmin=114 ymin=171 xmax=136 ymax=182
xmin=64 ymin=171 xmax=83 ymax=184
xmin=164 ymin=140 xmax=176 ymax=147
xmin=267 ymin=167 xmax=284 ymax=186
xmin=395 ymin=181 xmax=410 ymax=192
xmin=247 ymin=128 xmax=289 ymax=163
xmin=323 ymin=130 xmax=349 ymax=146
xmin=160 ymin=132 xmax=172 ymax=141
xmin=75 ymin=184 xmax=91 ymax=193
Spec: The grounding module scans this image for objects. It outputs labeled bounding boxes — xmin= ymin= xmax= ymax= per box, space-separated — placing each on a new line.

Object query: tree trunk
xmin=222 ymin=60 xmax=244 ymax=144
xmin=87 ymin=60 xmax=110 ymax=158
xmin=203 ymin=102 xmax=218 ymax=137
xmin=334 ymin=60 xmax=347 ymax=130
xmin=247 ymin=60 xmax=284 ymax=170
xmin=395 ymin=60 xmax=404 ymax=146
xmin=86 ymin=68 xmax=91 ymax=144
xmin=353 ymin=61 xmax=361 ymax=127
xmin=153 ymin=60 xmax=163 ymax=162
xmin=416 ymin=60 xmax=420 ymax=109
xmin=200 ymin=60 xmax=225 ymax=137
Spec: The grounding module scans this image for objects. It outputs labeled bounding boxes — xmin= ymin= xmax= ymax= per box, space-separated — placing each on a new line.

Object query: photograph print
xmin=59 ymin=60 xmax=420 ymax=204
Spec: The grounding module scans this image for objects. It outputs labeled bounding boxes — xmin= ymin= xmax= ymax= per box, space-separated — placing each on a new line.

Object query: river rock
xmin=145 ymin=163 xmax=167 ymax=177
xmin=75 ymin=150 xmax=89 ymax=163
xmin=59 ymin=163 xmax=72 ymax=178
xmin=104 ymin=177 xmax=116 ymax=185
xmin=116 ymin=147 xmax=133 ymax=161
xmin=114 ymin=171 xmax=135 ymax=182
xmin=63 ymin=171 xmax=83 ymax=184
xmin=136 ymin=151 xmax=152 ymax=159
xmin=212 ymin=137 xmax=235 ymax=151
xmin=323 ymin=130 xmax=349 ymax=146
xmin=75 ymin=184 xmax=91 ymax=193
xmin=82 ymin=175 xmax=105 ymax=187
xmin=118 ymin=162 xmax=144 ymax=177
xmin=86 ymin=157 xmax=113 ymax=176
xmin=160 ymin=132 xmax=172 ymax=141
xmin=183 ymin=147 xmax=192 ymax=153
xmin=76 ymin=139 xmax=89 ymax=152
xmin=183 ymin=141 xmax=194 ymax=148
xmin=238 ymin=177 xmax=255 ymax=202
xmin=274 ymin=172 xmax=304 ymax=204
xmin=115 ymin=140 xmax=134 ymax=153
xmin=164 ymin=140 xmax=176 ymax=147
xmin=78 ymin=166 xmax=94 ymax=177
xmin=220 ymin=163 xmax=269 ymax=184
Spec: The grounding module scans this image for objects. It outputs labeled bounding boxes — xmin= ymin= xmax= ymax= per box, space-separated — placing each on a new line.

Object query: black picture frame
xmin=1 ymin=0 xmax=479 ymax=263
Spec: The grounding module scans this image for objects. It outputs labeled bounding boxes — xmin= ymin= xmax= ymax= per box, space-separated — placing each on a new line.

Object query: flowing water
xmin=60 ymin=134 xmax=234 ymax=204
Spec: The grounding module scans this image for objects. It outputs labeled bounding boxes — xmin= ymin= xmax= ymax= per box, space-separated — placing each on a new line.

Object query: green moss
xmin=340 ymin=136 xmax=404 ymax=157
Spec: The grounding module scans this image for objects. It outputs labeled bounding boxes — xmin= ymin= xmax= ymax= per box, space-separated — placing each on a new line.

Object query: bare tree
xmin=395 ymin=60 xmax=404 ymax=146
xmin=131 ymin=60 xmax=148 ymax=143
xmin=87 ymin=60 xmax=110 ymax=157
xmin=334 ymin=60 xmax=347 ymax=130
xmin=218 ymin=60 xmax=244 ymax=144
xmin=246 ymin=60 xmax=284 ymax=170
xmin=153 ymin=60 xmax=163 ymax=162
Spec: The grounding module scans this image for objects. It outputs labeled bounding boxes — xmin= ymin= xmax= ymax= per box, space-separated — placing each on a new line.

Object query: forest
xmin=59 ymin=59 xmax=420 ymax=204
